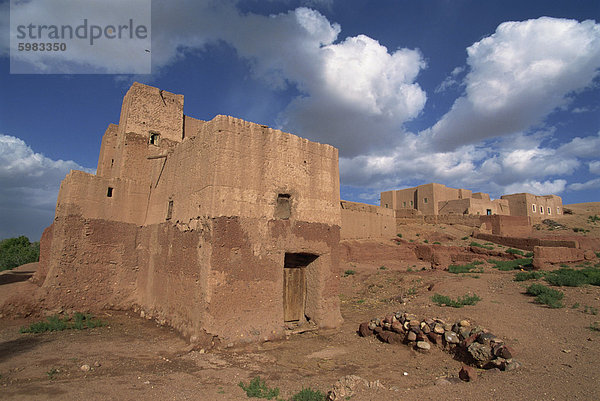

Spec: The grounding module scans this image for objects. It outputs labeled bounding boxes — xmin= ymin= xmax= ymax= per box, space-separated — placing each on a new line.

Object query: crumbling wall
xmin=479 ymin=215 xmax=531 ymax=237
xmin=56 ymin=170 xmax=148 ymax=225
xmin=32 ymin=82 xmax=344 ymax=346
xmin=532 ymin=246 xmax=588 ymax=269
xmin=340 ymin=201 xmax=395 ymax=240
xmin=118 ymin=82 xmax=184 ymax=143
xmin=474 ymin=233 xmax=578 ymax=251
xmin=144 ymin=115 xmax=341 ymax=227
xmin=36 ymin=215 xmax=139 ymax=311
xmin=96 ymin=124 xmax=119 ymax=178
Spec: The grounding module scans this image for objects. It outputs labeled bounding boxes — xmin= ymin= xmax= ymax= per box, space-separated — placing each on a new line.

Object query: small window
xmin=486 ymin=209 xmax=492 ymax=216
xmin=547 ymin=207 xmax=551 ymax=215
xmin=166 ymin=200 xmax=173 ymax=220
xmin=403 ymin=201 xmax=406 ymax=207
xmin=275 ymin=194 xmax=291 ymax=219
xmin=410 ymin=201 xmax=413 ymax=206
xmin=540 ymin=206 xmax=544 ymax=214
xmin=532 ymin=204 xmax=536 ymax=212
xmin=423 ymin=198 xmax=428 ymax=204
xmin=107 ymin=187 xmax=113 ymax=197
xmin=110 ymin=159 xmax=114 ymax=168
xmin=557 ymin=207 xmax=560 ymax=214
xmin=385 ymin=204 xmax=389 ymax=208
xmin=149 ymin=133 xmax=160 ymax=145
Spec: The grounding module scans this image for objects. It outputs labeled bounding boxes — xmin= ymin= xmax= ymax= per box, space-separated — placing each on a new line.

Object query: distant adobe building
xmin=381 ymin=183 xmax=562 ymax=219
xmin=37 ymin=83 xmax=342 ymax=345
xmin=500 ymin=193 xmax=563 ymax=218
xmin=381 ymin=183 xmax=509 ymax=216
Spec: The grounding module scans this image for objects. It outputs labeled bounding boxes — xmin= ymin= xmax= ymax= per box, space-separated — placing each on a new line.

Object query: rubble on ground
xmin=358 ymin=312 xmax=521 ymax=380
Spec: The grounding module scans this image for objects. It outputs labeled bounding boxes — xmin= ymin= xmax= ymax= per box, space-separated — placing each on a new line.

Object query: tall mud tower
xmin=36 ymin=82 xmax=343 ymax=344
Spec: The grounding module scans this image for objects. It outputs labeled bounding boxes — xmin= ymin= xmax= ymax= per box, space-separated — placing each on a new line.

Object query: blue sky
xmin=1 ymin=0 xmax=600 ymax=240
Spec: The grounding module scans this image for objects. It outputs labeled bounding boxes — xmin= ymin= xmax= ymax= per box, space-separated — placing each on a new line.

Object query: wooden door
xmin=283 ymin=267 xmax=306 ymax=322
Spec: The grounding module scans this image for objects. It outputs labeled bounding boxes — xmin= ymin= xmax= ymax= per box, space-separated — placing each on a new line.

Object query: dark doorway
xmin=283 ymin=253 xmax=318 ymax=323
xmin=486 ymin=209 xmax=492 ymax=216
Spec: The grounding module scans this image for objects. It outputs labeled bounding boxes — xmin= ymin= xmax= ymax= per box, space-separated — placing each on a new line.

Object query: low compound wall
xmin=479 ymin=215 xmax=531 ymax=237
xmin=340 ymin=201 xmax=396 ymax=240
xmin=474 ymin=233 xmax=578 ymax=251
xmin=533 ymin=246 xmax=596 ymax=269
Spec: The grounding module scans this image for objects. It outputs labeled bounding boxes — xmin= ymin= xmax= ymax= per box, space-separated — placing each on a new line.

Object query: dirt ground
xmin=1 ymin=204 xmax=600 ymax=400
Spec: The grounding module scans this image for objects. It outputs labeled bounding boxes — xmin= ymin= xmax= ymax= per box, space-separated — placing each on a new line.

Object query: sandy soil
xmin=1 ymin=204 xmax=599 ymax=400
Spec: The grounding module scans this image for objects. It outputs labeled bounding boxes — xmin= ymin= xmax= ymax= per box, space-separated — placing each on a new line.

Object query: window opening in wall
xmin=149 ymin=132 xmax=160 ymax=145
xmin=532 ymin=204 xmax=536 ymax=212
xmin=166 ymin=200 xmax=173 ymax=220
xmin=486 ymin=209 xmax=492 ymax=216
xmin=423 ymin=198 xmax=428 ymax=204
xmin=547 ymin=207 xmax=551 ymax=215
xmin=403 ymin=201 xmax=406 ymax=207
xmin=110 ymin=159 xmax=114 ymax=168
xmin=107 ymin=187 xmax=113 ymax=197
xmin=275 ymin=193 xmax=291 ymax=219
xmin=385 ymin=204 xmax=388 ymax=208
xmin=557 ymin=207 xmax=560 ymax=214
xmin=410 ymin=201 xmax=413 ymax=206
xmin=540 ymin=206 xmax=544 ymax=214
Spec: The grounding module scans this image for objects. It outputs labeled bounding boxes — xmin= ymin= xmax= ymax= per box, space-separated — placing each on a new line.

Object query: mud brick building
xmin=37 ymin=83 xmax=343 ymax=345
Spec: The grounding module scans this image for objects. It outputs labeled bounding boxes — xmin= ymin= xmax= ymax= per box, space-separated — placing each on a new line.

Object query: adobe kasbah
xmin=30 ymin=83 xmax=593 ymax=346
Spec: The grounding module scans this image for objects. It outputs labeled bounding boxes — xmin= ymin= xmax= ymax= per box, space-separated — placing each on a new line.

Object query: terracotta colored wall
xmin=474 ymin=232 xmax=577 ymax=251
xmin=39 ymin=82 xmax=343 ymax=345
xmin=533 ymin=246 xmax=585 ymax=266
xmin=143 ymin=115 xmax=340 ymax=227
xmin=96 ymin=124 xmax=119 ymax=178
xmin=479 ymin=215 xmax=531 ymax=236
xmin=118 ymin=82 xmax=184 ymax=143
xmin=340 ymin=200 xmax=396 ymax=239
xmin=438 ymin=198 xmax=510 ymax=216
xmin=56 ymin=171 xmax=148 ymax=225
xmin=501 ymin=193 xmax=563 ymax=218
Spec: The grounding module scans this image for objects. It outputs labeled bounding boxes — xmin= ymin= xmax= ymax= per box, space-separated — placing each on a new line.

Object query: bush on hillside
xmin=0 ymin=236 xmax=40 ymax=271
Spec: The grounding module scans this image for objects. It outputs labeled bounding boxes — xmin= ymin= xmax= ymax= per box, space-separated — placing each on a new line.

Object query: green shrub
xmin=461 ymin=236 xmax=469 ymax=240
xmin=431 ymin=293 xmax=481 ymax=308
xmin=489 ymin=258 xmax=533 ymax=271
xmin=0 ymin=236 xmax=40 ymax=271
xmin=470 ymin=242 xmax=494 ymax=250
xmin=20 ymin=313 xmax=105 ymax=334
xmin=448 ymin=264 xmax=479 ymax=274
xmin=290 ymin=388 xmax=326 ymax=401
xmin=46 ymin=368 xmax=59 ymax=380
xmin=379 ymin=265 xmax=386 ymax=270
xmin=544 ymin=267 xmax=600 ymax=287
xmin=424 ymin=240 xmax=429 ymax=244
xmin=514 ymin=271 xmax=544 ymax=281
xmin=525 ymin=283 xmax=564 ymax=308
xmin=588 ymin=215 xmax=600 ymax=224
xmin=525 ymin=252 xmax=534 ymax=257
xmin=343 ymin=270 xmax=355 ymax=277
xmin=589 ymin=322 xmax=600 ymax=332
xmin=238 ymin=377 xmax=280 ymax=399
xmin=506 ymin=248 xmax=525 ymax=256
xmin=433 ymin=241 xmax=441 ymax=245
xmin=396 ymin=233 xmax=403 ymax=238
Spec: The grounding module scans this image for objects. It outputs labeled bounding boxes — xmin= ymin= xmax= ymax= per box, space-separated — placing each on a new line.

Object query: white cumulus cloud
xmin=425 ymin=17 xmax=600 ymax=151
xmin=0 ymin=134 xmax=93 ymax=240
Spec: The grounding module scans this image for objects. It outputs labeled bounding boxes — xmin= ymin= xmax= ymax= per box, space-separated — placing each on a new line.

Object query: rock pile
xmin=358 ymin=312 xmax=520 ymax=376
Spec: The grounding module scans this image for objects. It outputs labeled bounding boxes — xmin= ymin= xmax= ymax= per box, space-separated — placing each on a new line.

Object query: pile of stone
xmin=358 ymin=312 xmax=520 ymax=374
